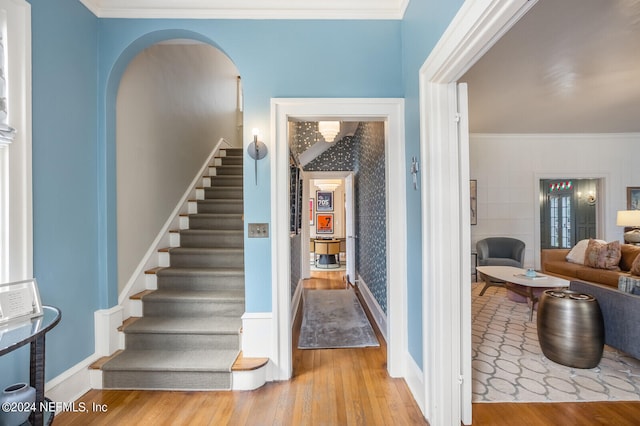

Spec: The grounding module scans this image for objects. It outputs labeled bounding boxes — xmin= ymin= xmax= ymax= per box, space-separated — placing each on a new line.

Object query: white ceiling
xmin=461 ymin=0 xmax=640 ymax=134
xmin=80 ymin=0 xmax=640 ymax=133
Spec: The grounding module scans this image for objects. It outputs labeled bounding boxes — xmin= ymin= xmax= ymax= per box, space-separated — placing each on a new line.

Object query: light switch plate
xmin=248 ymin=223 xmax=269 ymax=238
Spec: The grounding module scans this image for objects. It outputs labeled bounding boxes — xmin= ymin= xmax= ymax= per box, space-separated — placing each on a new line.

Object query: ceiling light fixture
xmin=318 ymin=121 xmax=340 ymax=142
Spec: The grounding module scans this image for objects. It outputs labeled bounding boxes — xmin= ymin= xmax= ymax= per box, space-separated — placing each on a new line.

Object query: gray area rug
xmin=472 ymin=282 xmax=640 ymax=402
xmin=298 ymin=289 xmax=379 ymax=349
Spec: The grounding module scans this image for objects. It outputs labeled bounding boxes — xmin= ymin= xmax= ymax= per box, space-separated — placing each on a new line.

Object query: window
xmin=0 ymin=0 xmax=31 ymax=283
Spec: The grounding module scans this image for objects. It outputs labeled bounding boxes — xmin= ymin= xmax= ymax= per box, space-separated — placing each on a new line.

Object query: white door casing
xmin=419 ymin=0 xmax=538 ymax=424
xmin=344 ymin=172 xmax=356 ymax=283
xmin=271 ymin=98 xmax=406 ymax=381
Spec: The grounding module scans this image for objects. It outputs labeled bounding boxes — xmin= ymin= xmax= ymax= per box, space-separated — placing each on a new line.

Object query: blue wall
xmin=0 ymin=0 xmax=468 ymax=389
xmin=96 ymin=19 xmax=403 ymax=313
xmin=401 ymin=0 xmax=465 ymax=368
xmin=0 ymin=0 xmax=99 ymax=389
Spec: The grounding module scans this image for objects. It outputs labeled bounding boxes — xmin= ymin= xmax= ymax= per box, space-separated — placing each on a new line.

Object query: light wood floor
xmin=55 ymin=271 xmax=640 ymax=425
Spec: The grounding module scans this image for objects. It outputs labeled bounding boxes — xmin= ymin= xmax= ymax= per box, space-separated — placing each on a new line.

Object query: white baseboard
xmin=45 ymin=354 xmax=97 ymax=410
xmin=241 ymin=312 xmax=274 ymax=381
xmin=405 ymin=352 xmax=426 ymax=416
xmin=356 ymin=275 xmax=387 ymax=342
xmin=94 ymin=306 xmax=124 ymax=356
xmin=241 ymin=312 xmax=272 ymax=358
xmin=291 ymin=279 xmax=304 ymax=326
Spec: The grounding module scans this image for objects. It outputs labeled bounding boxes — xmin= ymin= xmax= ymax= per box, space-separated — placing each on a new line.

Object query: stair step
xmin=101 ymin=349 xmax=238 ymax=390
xmin=221 ymin=148 xmax=243 ymax=157
xmin=118 ymin=317 xmax=141 ymax=332
xmin=215 ymin=165 xmax=243 ymax=176
xmin=155 ymin=267 xmax=244 ymax=291
xmin=219 ymin=156 xmax=243 ymax=166
xmin=231 ymin=352 xmax=269 ymax=372
xmin=141 ymin=289 xmax=245 ymax=317
xmin=196 ymin=199 xmax=243 ymax=214
xmin=178 ymin=229 xmax=244 ymax=248
xmin=90 ymin=350 xmax=123 ymax=370
xmin=123 ymin=316 xmax=241 ymax=350
xmin=106 ymin=147 xmax=247 ymax=392
xmin=210 ymin=175 xmax=243 ymax=187
xmin=187 ymin=213 xmax=243 ymax=231
xmin=168 ymin=247 xmax=244 ymax=268
xmin=204 ymin=187 xmax=243 ymax=200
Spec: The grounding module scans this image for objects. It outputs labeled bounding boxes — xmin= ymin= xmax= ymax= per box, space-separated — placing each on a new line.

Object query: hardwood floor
xmin=54 ymin=271 xmax=640 ymax=425
xmin=55 ymin=271 xmax=425 ymax=425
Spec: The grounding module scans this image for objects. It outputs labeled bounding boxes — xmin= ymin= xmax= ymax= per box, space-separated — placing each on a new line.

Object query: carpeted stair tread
xmin=123 ymin=316 xmax=241 ymax=335
xmin=179 ymin=228 xmax=243 ymax=234
xmin=188 ymin=213 xmax=243 ymax=219
xmin=168 ymin=247 xmax=244 ymax=255
xmin=102 ymin=349 xmax=238 ymax=372
xmin=195 ymin=199 xmax=243 ymax=213
xmin=142 ymin=288 xmax=244 ymax=302
xmin=156 ymin=266 xmax=244 ymax=277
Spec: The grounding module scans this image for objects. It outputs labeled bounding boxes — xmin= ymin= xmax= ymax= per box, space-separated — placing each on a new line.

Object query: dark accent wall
xmin=290 ymin=233 xmax=302 ymax=298
xmin=352 ymin=122 xmax=387 ymax=313
xmin=304 ymin=139 xmax=356 ymax=171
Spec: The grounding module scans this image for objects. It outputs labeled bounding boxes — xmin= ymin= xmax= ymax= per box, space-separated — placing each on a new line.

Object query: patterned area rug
xmin=298 ymin=289 xmax=379 ymax=349
xmin=472 ymin=282 xmax=640 ymax=402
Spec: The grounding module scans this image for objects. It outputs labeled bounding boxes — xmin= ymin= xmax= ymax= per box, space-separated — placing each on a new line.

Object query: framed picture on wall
xmin=316 ymin=213 xmax=334 ymax=234
xmin=627 ymin=187 xmax=640 ymax=210
xmin=310 ymin=198 xmax=314 ymax=225
xmin=470 ymin=180 xmax=477 ymax=225
xmin=316 ymin=191 xmax=333 ymax=212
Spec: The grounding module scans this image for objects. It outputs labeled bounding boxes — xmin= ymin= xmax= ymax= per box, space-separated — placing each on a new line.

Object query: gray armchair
xmin=476 ymin=237 xmax=525 ymax=295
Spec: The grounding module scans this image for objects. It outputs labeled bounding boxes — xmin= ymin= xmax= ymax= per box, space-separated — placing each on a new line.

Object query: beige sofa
xmin=541 ymin=244 xmax=640 ymax=288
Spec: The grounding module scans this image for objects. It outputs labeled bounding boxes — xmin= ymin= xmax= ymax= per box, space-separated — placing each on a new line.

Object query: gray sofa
xmin=569 ymin=280 xmax=640 ymax=360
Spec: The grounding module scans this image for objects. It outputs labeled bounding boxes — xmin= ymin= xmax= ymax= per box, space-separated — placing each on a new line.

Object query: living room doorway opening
xmin=539 ymin=178 xmax=600 ymax=249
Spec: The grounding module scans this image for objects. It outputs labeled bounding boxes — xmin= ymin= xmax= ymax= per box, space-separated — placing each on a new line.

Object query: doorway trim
xmin=271 ymin=98 xmax=406 ymax=381
xmin=302 ymin=171 xmax=354 ymax=281
xmin=418 ymin=0 xmax=538 ymax=424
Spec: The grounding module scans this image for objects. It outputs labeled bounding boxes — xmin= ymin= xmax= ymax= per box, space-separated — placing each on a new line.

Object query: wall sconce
xmin=617 ymin=210 xmax=640 ymax=244
xmin=318 ymin=121 xmax=340 ymax=143
xmin=247 ymin=128 xmax=267 ymax=185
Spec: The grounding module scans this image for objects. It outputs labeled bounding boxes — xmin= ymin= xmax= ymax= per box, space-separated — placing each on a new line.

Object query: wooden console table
xmin=0 ymin=306 xmax=61 ymax=426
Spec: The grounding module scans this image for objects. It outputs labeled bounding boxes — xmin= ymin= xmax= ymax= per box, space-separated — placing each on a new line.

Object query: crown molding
xmin=78 ymin=0 xmax=406 ymax=19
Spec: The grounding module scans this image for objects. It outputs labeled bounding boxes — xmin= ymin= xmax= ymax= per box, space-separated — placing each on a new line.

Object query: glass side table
xmin=0 ymin=306 xmax=61 ymax=426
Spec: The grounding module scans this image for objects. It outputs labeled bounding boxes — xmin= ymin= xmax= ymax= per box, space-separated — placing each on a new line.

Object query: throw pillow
xmin=631 ymin=254 xmax=640 ymax=276
xmin=584 ymin=239 xmax=622 ymax=270
xmin=566 ymin=239 xmax=605 ymax=264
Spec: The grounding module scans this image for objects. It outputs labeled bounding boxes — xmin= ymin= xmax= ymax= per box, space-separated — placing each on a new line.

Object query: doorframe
xmin=418 ymin=0 xmax=538 ymax=424
xmin=271 ymin=98 xmax=406 ymax=381
xmin=302 ymin=171 xmax=354 ymax=280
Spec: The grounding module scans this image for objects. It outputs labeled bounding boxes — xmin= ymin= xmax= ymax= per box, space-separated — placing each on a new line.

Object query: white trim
xmin=94 ymin=305 xmax=125 ymax=356
xmin=78 ymin=0 xmax=404 ymax=20
xmin=45 ymin=354 xmax=98 ymax=412
xmin=356 ymin=274 xmax=387 ymax=343
xmin=404 ymin=350 xmax=425 ymax=414
xmin=0 ymin=0 xmax=31 ymax=284
xmin=291 ymin=278 xmax=304 ymax=325
xmin=271 ymin=98 xmax=406 ymax=381
xmin=232 ymin=365 xmax=268 ymax=391
xmin=419 ymin=1 xmax=538 ymax=424
xmin=241 ymin=311 xmax=275 ymax=380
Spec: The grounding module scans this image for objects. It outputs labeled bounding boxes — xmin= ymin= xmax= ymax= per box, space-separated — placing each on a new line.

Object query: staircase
xmin=101 ymin=148 xmax=248 ymax=390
